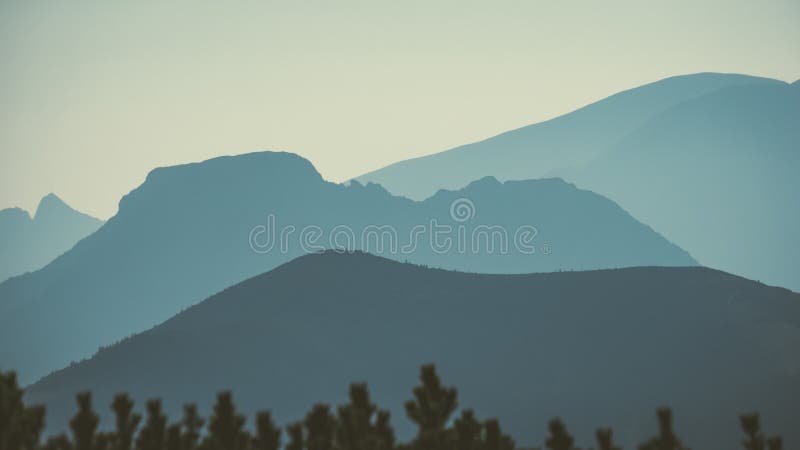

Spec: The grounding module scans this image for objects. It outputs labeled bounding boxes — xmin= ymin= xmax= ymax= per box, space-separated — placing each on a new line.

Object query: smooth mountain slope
xmin=0 ymin=194 xmax=103 ymax=283
xmin=562 ymin=81 xmax=800 ymax=291
xmin=0 ymin=152 xmax=694 ymax=385
xmin=355 ymin=73 xmax=782 ymax=199
xmin=26 ymin=251 xmax=800 ymax=450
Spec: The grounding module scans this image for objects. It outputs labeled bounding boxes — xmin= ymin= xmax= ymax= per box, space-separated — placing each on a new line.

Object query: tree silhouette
xmin=638 ymin=408 xmax=686 ymax=450
xmin=545 ymin=419 xmax=576 ymax=450
xmin=304 ymin=404 xmax=336 ymax=450
xmin=766 ymin=437 xmax=783 ymax=450
xmin=111 ymin=393 xmax=141 ymax=450
xmin=180 ymin=404 xmax=204 ymax=450
xmin=374 ymin=410 xmax=395 ymax=450
xmin=285 ymin=423 xmax=304 ymax=450
xmin=336 ymin=383 xmax=394 ymax=450
xmin=0 ymin=371 xmax=45 ymax=450
xmin=0 ymin=368 xmax=792 ymax=450
xmin=740 ymin=413 xmax=765 ymax=450
xmin=740 ymin=413 xmax=784 ymax=450
xmin=404 ymin=364 xmax=457 ymax=450
xmin=484 ymin=418 xmax=515 ymax=450
xmin=136 ymin=399 xmax=167 ymax=450
xmin=453 ymin=410 xmax=482 ymax=450
xmin=70 ymin=392 xmax=100 ymax=450
xmin=252 ymin=411 xmax=281 ymax=450
xmin=595 ymin=428 xmax=620 ymax=450
xmin=42 ymin=434 xmax=72 ymax=450
xmin=164 ymin=424 xmax=181 ymax=450
xmin=205 ymin=391 xmax=247 ymax=450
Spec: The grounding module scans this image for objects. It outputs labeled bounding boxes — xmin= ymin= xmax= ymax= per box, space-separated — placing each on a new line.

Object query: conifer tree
xmin=374 ymin=410 xmax=395 ymax=450
xmin=404 ymin=365 xmax=457 ymax=450
xmin=304 ymin=404 xmax=336 ymax=450
xmin=164 ymin=424 xmax=181 ymax=450
xmin=740 ymin=413 xmax=765 ymax=450
xmin=336 ymin=383 xmax=394 ymax=450
xmin=285 ymin=423 xmax=304 ymax=450
xmin=453 ymin=410 xmax=482 ymax=450
xmin=42 ymin=434 xmax=72 ymax=450
xmin=205 ymin=391 xmax=247 ymax=450
xmin=595 ymin=428 xmax=620 ymax=450
xmin=136 ymin=399 xmax=167 ymax=450
xmin=740 ymin=414 xmax=783 ymax=450
xmin=70 ymin=392 xmax=100 ymax=450
xmin=545 ymin=419 xmax=575 ymax=450
xmin=766 ymin=437 xmax=783 ymax=450
xmin=252 ymin=411 xmax=281 ymax=450
xmin=111 ymin=393 xmax=141 ymax=450
xmin=181 ymin=404 xmax=204 ymax=450
xmin=1 ymin=372 xmax=45 ymax=450
xmin=484 ymin=418 xmax=514 ymax=450
xmin=0 ymin=371 xmax=46 ymax=450
xmin=638 ymin=408 xmax=686 ymax=450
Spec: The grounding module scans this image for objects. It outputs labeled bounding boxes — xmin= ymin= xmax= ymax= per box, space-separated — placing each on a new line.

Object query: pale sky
xmin=2 ymin=0 xmax=799 ymax=219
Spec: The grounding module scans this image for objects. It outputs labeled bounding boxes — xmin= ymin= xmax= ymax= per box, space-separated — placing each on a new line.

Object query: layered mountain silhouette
xmin=354 ymin=73 xmax=800 ymax=291
xmin=561 ymin=81 xmax=800 ymax=294
xmin=0 ymin=194 xmax=103 ymax=283
xmin=26 ymin=251 xmax=800 ymax=450
xmin=355 ymin=73 xmax=782 ymax=198
xmin=0 ymin=152 xmax=694 ymax=385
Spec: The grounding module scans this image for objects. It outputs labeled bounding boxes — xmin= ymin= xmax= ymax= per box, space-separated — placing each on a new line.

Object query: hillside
xmin=354 ymin=73 xmax=800 ymax=291
xmin=355 ymin=73 xmax=782 ymax=199
xmin=0 ymin=152 xmax=694 ymax=385
xmin=0 ymin=194 xmax=103 ymax=283
xmin=26 ymin=251 xmax=800 ymax=450
xmin=562 ymin=81 xmax=800 ymax=291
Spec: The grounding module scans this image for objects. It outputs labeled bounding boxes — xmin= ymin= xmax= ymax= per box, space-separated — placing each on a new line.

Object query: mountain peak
xmin=34 ymin=193 xmax=72 ymax=220
xmin=0 ymin=207 xmax=32 ymax=223
xmin=144 ymin=151 xmax=323 ymax=184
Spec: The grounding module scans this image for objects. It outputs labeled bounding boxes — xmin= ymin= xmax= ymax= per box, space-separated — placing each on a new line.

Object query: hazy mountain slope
xmin=563 ymin=81 xmax=800 ymax=291
xmin=0 ymin=194 xmax=103 ymax=282
xmin=26 ymin=251 xmax=800 ymax=450
xmin=355 ymin=73 xmax=782 ymax=199
xmin=0 ymin=152 xmax=694 ymax=385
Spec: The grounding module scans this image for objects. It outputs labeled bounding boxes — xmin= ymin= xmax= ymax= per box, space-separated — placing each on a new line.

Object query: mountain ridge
xmin=0 ymin=151 xmax=695 ymax=385
xmin=354 ymin=72 xmax=783 ymax=197
xmin=352 ymin=72 xmax=800 ymax=291
xmin=26 ymin=251 xmax=800 ymax=450
xmin=0 ymin=194 xmax=103 ymax=283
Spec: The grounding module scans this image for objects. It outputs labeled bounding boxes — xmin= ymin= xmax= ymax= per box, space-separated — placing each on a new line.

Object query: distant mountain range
xmin=0 ymin=194 xmax=103 ymax=283
xmin=0 ymin=152 xmax=694 ymax=385
xmin=355 ymin=73 xmax=800 ymax=291
xmin=27 ymin=251 xmax=800 ymax=450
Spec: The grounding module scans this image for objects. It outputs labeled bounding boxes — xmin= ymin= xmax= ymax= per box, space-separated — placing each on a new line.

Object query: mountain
xmin=354 ymin=73 xmax=800 ymax=291
xmin=355 ymin=73 xmax=783 ymax=199
xmin=0 ymin=152 xmax=694 ymax=385
xmin=26 ymin=251 xmax=800 ymax=450
xmin=561 ymin=81 xmax=800 ymax=293
xmin=0 ymin=194 xmax=103 ymax=283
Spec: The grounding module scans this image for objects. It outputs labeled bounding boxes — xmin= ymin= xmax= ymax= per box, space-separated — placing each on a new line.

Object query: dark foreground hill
xmin=26 ymin=252 xmax=800 ymax=450
xmin=0 ymin=194 xmax=103 ymax=283
xmin=0 ymin=152 xmax=694 ymax=385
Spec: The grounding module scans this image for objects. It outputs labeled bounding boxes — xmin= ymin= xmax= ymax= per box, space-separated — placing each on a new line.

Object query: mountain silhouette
xmin=355 ymin=73 xmax=782 ymax=199
xmin=0 ymin=152 xmax=694 ymax=385
xmin=354 ymin=73 xmax=800 ymax=291
xmin=0 ymin=194 xmax=103 ymax=283
xmin=26 ymin=251 xmax=800 ymax=450
xmin=560 ymin=81 xmax=800 ymax=291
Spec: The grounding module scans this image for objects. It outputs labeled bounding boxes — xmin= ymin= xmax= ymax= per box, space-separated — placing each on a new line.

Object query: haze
xmin=2 ymin=0 xmax=799 ymax=218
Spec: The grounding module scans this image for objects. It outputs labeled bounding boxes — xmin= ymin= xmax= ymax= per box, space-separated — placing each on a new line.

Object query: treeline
xmin=1 ymin=366 xmax=784 ymax=450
